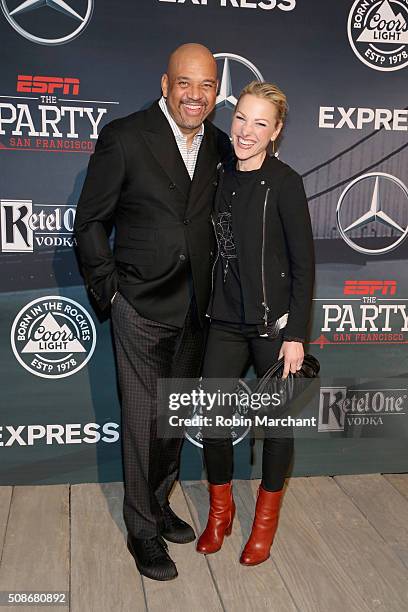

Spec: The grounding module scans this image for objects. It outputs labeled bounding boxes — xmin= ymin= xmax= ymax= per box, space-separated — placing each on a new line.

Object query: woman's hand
xmin=278 ymin=341 xmax=304 ymax=379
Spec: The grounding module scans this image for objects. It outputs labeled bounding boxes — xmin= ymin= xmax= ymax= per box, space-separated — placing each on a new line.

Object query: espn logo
xmin=17 ymin=75 xmax=80 ymax=96
xmin=344 ymin=280 xmax=397 ymax=296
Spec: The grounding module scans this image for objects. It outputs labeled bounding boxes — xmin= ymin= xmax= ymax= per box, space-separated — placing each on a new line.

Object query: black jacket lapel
xmin=141 ymin=101 xmax=191 ymax=199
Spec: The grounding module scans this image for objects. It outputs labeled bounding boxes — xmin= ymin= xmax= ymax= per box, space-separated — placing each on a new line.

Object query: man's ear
xmin=161 ymin=74 xmax=169 ymax=98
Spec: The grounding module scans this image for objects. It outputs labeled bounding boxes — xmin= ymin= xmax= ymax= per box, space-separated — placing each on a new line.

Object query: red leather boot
xmin=240 ymin=485 xmax=283 ymax=566
xmin=196 ymin=483 xmax=235 ymax=554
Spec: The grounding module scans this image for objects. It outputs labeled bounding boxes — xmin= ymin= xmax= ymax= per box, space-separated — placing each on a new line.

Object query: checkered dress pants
xmin=111 ymin=291 xmax=204 ymax=539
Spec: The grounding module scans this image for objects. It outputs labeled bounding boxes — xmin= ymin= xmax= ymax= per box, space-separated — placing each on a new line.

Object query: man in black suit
xmin=74 ymin=43 xmax=230 ymax=581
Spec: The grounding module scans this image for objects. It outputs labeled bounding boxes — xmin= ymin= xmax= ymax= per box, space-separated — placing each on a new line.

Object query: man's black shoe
xmin=127 ymin=534 xmax=178 ymax=581
xmin=160 ymin=504 xmax=196 ymax=544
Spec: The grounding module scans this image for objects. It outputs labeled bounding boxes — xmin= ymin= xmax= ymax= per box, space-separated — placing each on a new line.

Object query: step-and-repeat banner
xmin=1 ymin=0 xmax=407 ymax=484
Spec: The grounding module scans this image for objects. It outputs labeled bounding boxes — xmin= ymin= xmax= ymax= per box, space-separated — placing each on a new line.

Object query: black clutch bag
xmin=257 ymin=353 xmax=320 ymax=387
xmin=253 ymin=353 xmax=320 ymax=417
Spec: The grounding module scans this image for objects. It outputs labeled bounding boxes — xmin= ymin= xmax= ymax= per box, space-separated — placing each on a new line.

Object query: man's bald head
xmin=161 ymin=43 xmax=218 ymax=139
xmin=166 ymin=43 xmax=217 ymax=78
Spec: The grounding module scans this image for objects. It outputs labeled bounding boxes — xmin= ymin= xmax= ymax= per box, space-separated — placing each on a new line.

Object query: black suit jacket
xmin=74 ymin=101 xmax=231 ymax=326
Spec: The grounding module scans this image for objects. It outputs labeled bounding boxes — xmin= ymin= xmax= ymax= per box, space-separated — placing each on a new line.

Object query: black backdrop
xmin=1 ymin=0 xmax=407 ymax=484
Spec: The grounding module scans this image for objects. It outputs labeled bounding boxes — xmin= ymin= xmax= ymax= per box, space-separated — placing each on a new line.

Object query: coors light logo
xmin=11 ymin=296 xmax=96 ymax=379
xmin=348 ymin=0 xmax=408 ymax=71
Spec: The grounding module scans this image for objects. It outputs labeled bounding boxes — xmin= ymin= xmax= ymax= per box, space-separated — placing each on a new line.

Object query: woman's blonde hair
xmin=237 ymin=81 xmax=288 ymax=125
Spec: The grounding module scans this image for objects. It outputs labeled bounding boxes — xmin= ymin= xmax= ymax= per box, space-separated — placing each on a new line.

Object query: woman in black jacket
xmin=196 ymin=81 xmax=315 ymax=565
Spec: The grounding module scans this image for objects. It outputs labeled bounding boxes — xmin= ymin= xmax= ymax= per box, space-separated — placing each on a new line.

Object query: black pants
xmin=201 ymin=320 xmax=293 ymax=492
xmin=111 ymin=292 xmax=204 ymax=539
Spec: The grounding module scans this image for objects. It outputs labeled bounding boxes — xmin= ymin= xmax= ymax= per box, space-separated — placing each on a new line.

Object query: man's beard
xmin=178 ymin=100 xmax=208 ymax=129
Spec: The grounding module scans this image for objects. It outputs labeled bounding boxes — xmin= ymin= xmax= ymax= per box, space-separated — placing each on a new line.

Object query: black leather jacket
xmin=207 ymin=154 xmax=315 ymax=342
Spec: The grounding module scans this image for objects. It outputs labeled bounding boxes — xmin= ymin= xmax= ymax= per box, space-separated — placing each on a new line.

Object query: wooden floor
xmin=0 ymin=475 xmax=408 ymax=611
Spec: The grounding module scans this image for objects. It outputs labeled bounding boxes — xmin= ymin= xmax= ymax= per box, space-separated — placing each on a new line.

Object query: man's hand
xmin=278 ymin=341 xmax=304 ymax=379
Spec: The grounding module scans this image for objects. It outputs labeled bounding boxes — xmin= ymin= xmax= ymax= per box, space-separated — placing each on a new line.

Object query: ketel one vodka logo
xmin=318 ymin=386 xmax=407 ymax=431
xmin=0 ymin=199 xmax=76 ymax=252
xmin=11 ymin=296 xmax=96 ymax=379
xmin=348 ymin=0 xmax=408 ymax=71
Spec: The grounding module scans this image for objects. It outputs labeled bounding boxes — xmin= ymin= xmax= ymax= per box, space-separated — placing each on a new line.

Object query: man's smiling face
xmin=161 ymin=45 xmax=218 ymax=136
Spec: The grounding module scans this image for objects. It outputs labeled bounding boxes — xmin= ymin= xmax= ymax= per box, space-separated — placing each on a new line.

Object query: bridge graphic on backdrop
xmin=302 ymin=106 xmax=408 ymax=241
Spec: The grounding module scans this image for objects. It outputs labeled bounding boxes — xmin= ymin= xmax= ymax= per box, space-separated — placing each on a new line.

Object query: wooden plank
xmin=142 ymin=483 xmax=222 ymax=612
xmin=0 ymin=485 xmax=69 ymax=612
xmin=71 ymin=482 xmax=146 ymax=612
xmin=183 ymin=480 xmax=297 ymax=612
xmin=335 ymin=474 xmax=408 ymax=569
xmin=384 ymin=473 xmax=408 ymax=501
xmin=0 ymin=487 xmax=12 ymax=561
xmin=238 ymin=479 xmax=372 ymax=612
xmin=290 ymin=476 xmax=408 ymax=612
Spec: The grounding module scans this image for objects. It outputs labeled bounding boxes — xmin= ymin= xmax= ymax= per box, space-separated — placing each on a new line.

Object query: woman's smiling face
xmin=231 ymin=94 xmax=283 ymax=170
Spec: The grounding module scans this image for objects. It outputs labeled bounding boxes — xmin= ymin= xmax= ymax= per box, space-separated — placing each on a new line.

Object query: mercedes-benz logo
xmin=214 ymin=53 xmax=264 ymax=110
xmin=336 ymin=172 xmax=408 ymax=255
xmin=1 ymin=0 xmax=93 ymax=45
